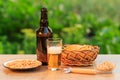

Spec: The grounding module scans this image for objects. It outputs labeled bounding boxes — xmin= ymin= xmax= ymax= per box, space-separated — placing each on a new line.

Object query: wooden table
xmin=0 ymin=54 xmax=120 ymax=80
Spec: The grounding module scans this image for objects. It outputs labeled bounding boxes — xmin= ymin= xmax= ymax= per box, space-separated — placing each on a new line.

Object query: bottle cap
xmin=41 ymin=7 xmax=47 ymax=12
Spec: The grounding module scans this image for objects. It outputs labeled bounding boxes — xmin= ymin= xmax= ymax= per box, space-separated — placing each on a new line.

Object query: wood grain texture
xmin=0 ymin=54 xmax=120 ymax=80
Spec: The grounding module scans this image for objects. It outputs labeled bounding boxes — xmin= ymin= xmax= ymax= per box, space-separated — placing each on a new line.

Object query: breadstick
xmin=71 ymin=68 xmax=97 ymax=75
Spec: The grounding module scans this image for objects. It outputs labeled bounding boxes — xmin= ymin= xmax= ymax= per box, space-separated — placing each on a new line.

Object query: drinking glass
xmin=47 ymin=38 xmax=62 ymax=71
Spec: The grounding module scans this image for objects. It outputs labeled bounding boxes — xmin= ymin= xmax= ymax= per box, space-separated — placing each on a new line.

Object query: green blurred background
xmin=0 ymin=0 xmax=120 ymax=54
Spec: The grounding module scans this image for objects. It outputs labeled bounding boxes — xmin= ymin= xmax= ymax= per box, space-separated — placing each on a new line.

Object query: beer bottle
xmin=36 ymin=7 xmax=52 ymax=65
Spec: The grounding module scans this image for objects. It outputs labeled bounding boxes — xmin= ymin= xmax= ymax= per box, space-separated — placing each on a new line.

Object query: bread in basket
xmin=61 ymin=44 xmax=99 ymax=66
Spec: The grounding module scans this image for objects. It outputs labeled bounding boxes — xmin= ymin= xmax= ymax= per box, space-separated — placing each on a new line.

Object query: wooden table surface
xmin=0 ymin=54 xmax=120 ymax=80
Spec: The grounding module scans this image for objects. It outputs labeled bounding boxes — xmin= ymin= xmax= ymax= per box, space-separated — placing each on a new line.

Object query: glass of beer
xmin=47 ymin=38 xmax=62 ymax=71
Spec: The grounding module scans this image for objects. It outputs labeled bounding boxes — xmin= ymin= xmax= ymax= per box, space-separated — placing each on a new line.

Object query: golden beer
xmin=47 ymin=54 xmax=61 ymax=69
xmin=47 ymin=46 xmax=62 ymax=70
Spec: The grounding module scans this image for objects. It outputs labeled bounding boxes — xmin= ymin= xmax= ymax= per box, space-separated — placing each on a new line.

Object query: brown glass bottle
xmin=36 ymin=7 xmax=52 ymax=65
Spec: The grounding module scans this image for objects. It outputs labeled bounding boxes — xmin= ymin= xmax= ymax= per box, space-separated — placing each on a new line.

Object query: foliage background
xmin=0 ymin=0 xmax=120 ymax=54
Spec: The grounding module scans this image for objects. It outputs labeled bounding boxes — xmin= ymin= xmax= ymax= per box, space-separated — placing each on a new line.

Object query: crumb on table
xmin=96 ymin=61 xmax=115 ymax=71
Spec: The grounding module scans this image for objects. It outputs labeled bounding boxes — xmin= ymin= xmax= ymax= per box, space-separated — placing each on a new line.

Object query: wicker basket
xmin=61 ymin=45 xmax=99 ymax=66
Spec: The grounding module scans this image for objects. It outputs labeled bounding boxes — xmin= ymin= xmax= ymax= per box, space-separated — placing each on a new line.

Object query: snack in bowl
xmin=3 ymin=59 xmax=42 ymax=70
xmin=61 ymin=44 xmax=99 ymax=66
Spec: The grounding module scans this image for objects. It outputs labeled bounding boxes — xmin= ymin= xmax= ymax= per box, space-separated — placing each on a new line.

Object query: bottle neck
xmin=40 ymin=19 xmax=48 ymax=27
xmin=40 ymin=8 xmax=48 ymax=27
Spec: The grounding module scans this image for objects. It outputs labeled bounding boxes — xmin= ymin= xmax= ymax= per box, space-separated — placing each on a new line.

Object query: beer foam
xmin=48 ymin=46 xmax=62 ymax=54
